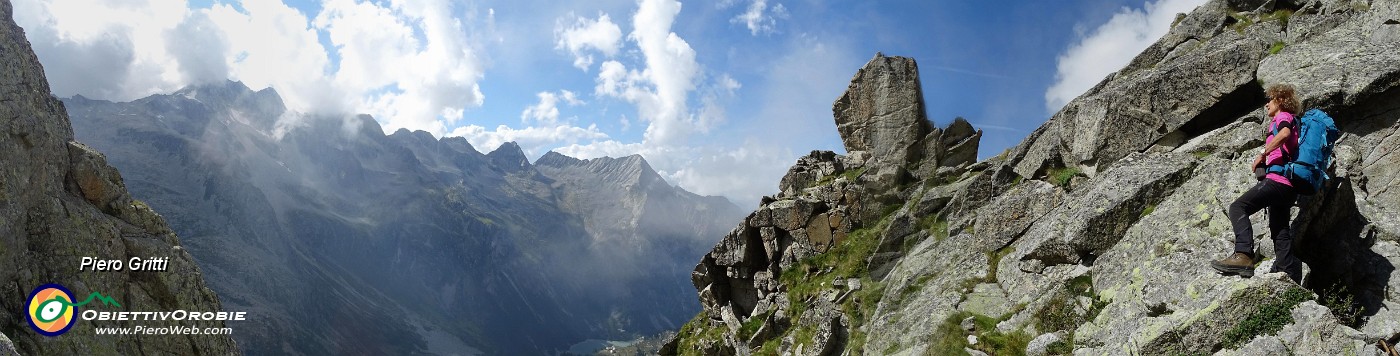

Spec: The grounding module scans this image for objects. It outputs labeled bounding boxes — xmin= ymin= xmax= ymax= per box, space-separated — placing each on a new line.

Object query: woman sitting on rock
xmin=1211 ymin=84 xmax=1303 ymax=282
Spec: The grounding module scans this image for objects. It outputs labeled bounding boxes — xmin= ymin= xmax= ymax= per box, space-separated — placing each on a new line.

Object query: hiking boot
xmin=1211 ymin=252 xmax=1255 ymax=277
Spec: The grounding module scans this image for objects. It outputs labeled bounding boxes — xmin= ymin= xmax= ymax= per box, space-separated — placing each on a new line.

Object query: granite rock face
xmin=833 ymin=54 xmax=931 ymax=170
xmin=669 ymin=0 xmax=1400 ymax=355
xmin=0 ymin=0 xmax=238 ymax=354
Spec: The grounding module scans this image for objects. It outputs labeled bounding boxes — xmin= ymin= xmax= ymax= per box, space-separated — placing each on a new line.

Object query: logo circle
xmin=26 ymin=284 xmax=77 ymax=337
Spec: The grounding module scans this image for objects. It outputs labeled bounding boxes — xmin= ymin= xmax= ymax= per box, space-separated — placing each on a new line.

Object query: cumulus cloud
xmin=725 ymin=0 xmax=788 ymax=35
xmin=18 ymin=0 xmax=486 ymax=138
xmin=166 ymin=12 xmax=231 ymax=86
xmin=555 ymin=12 xmax=623 ymax=71
xmin=521 ymin=90 xmax=583 ymax=126
xmin=206 ymin=0 xmax=345 ymax=123
xmin=314 ymin=0 xmax=486 ymax=136
xmin=1044 ymin=0 xmax=1207 ymax=112
xmin=555 ymin=0 xmax=814 ymax=204
xmin=13 ymin=0 xmax=190 ymax=100
xmin=592 ymin=0 xmax=704 ymax=147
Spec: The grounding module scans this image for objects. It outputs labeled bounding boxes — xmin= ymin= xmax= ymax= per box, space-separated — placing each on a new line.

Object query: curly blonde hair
xmin=1266 ymin=84 xmax=1302 ymax=115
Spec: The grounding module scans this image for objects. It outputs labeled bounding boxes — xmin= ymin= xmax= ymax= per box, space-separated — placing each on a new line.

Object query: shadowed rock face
xmin=669 ymin=0 xmax=1400 ymax=355
xmin=61 ymin=78 xmax=744 ymax=353
xmin=0 ymin=0 xmax=237 ymax=354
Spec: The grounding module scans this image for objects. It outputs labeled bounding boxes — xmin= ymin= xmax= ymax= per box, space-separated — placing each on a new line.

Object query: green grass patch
xmin=673 ymin=313 xmax=728 ymax=356
xmin=816 ymin=167 xmax=868 ymax=186
xmin=1034 ymin=274 xmax=1109 ymax=339
xmin=842 ymin=167 xmax=868 ymax=182
xmin=842 ymin=280 xmax=885 ymax=355
xmin=1191 ymin=150 xmax=1212 ymax=159
xmin=879 ymin=203 xmax=902 ymax=221
xmin=986 ymin=247 xmax=1015 ymax=283
xmin=883 ymin=342 xmax=900 ymax=355
xmin=1320 ymin=283 xmax=1363 ymax=327
xmin=737 ymin=311 xmax=772 ymax=341
xmin=1267 ymin=41 xmax=1287 ymax=55
xmin=993 ymin=148 xmax=1013 ymax=161
xmin=898 ymin=274 xmax=937 ymax=304
xmin=776 ymin=211 xmax=897 ymax=352
xmin=1046 ymin=166 xmax=1081 ymax=188
xmin=1140 ymin=204 xmax=1157 ymax=219
xmin=1045 ymin=336 xmax=1074 ymax=355
xmin=1219 ymin=286 xmax=1312 ymax=349
xmin=1262 ymin=9 xmax=1292 ymax=28
xmin=1228 ymin=13 xmax=1255 ymax=33
xmin=756 ymin=338 xmax=781 ymax=356
xmin=920 ymin=214 xmax=949 ymax=242
xmin=930 ymin=311 xmax=1033 ymax=356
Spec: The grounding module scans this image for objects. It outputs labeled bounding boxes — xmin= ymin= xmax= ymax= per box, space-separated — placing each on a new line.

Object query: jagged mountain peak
xmin=169 ymin=80 xmax=286 ymax=114
xmin=486 ymin=141 xmax=530 ymax=170
xmin=536 ymin=152 xmax=664 ymax=190
xmin=388 ymin=127 xmax=440 ymax=145
xmin=173 ymin=79 xmax=252 ymax=97
xmin=535 ymin=150 xmax=585 ymax=167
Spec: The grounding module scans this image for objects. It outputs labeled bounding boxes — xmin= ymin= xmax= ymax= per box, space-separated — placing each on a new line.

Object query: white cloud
xmin=553 ymin=140 xmax=649 ymax=161
xmin=657 ymin=143 xmax=795 ymax=206
xmin=1044 ymin=0 xmax=1207 ymax=112
xmin=314 ymin=0 xmax=486 ymax=137
xmin=554 ymin=12 xmax=623 ymax=71
xmin=207 ymin=0 xmax=344 ymax=115
xmin=521 ymin=90 xmax=584 ymax=126
xmin=19 ymin=0 xmax=486 ymax=138
xmin=729 ymin=0 xmax=787 ymax=36
xmin=13 ymin=0 xmax=190 ymax=100
xmin=592 ymin=0 xmax=704 ymax=147
xmin=166 ymin=12 xmax=230 ymax=86
xmin=450 ymin=123 xmax=609 ymax=159
xmin=553 ymin=0 xmax=813 ymax=204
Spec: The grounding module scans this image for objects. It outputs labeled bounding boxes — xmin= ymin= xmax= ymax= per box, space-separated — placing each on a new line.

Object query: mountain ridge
xmin=63 ymin=78 xmax=745 ymax=354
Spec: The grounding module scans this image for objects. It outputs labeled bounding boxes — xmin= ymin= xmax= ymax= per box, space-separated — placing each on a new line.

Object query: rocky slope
xmin=668 ymin=0 xmax=1400 ymax=354
xmin=0 ymin=0 xmax=237 ymax=353
xmin=59 ymin=78 xmax=743 ymax=353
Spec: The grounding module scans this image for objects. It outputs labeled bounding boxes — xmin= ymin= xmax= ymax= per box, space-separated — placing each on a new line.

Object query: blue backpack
xmin=1268 ymin=109 xmax=1339 ymax=195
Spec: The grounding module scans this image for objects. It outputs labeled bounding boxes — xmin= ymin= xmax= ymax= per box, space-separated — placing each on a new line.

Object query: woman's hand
xmin=1252 ymin=153 xmax=1265 ymax=170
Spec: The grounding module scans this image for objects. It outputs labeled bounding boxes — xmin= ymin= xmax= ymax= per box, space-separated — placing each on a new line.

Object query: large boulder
xmin=1219 ymin=301 xmax=1373 ymax=355
xmin=1015 ymin=152 xmax=1198 ymax=269
xmin=833 ymin=53 xmax=933 ymax=169
xmin=972 ymin=180 xmax=1065 ymax=251
xmin=1257 ymin=1 xmax=1400 ymax=109
xmin=1009 ymin=0 xmax=1278 ymax=178
xmin=863 ymin=233 xmax=990 ymax=355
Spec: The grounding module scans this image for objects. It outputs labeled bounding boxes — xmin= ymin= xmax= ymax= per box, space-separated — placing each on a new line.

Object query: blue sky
xmin=14 ymin=0 xmax=1206 ymax=205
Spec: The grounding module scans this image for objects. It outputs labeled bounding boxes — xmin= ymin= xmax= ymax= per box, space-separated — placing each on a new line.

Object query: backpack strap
xmin=1269 ymin=115 xmax=1297 ymax=162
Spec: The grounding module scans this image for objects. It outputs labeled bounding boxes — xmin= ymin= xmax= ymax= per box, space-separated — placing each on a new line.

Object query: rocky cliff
xmin=0 ymin=0 xmax=238 ymax=354
xmin=668 ymin=0 xmax=1400 ymax=354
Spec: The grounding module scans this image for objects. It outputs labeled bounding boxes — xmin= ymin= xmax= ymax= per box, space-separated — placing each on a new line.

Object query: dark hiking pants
xmin=1229 ymin=179 xmax=1300 ymax=282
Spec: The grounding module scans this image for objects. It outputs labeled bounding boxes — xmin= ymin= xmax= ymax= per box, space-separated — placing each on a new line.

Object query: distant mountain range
xmin=62 ymin=80 xmax=744 ymax=355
